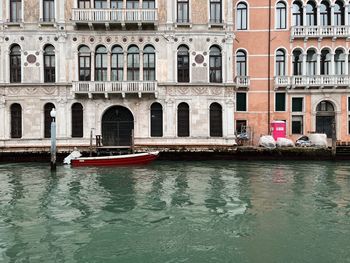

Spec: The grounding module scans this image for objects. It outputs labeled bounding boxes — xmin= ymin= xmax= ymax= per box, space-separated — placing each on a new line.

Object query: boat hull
xmin=71 ymin=152 xmax=159 ymax=167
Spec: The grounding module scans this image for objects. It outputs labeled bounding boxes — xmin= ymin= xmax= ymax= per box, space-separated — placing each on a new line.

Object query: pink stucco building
xmin=234 ymin=0 xmax=350 ymax=144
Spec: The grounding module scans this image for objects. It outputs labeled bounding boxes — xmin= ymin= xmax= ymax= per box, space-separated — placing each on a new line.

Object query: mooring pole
xmin=89 ymin=128 xmax=94 ymax=157
xmin=50 ymin=108 xmax=57 ymax=171
xmin=332 ymin=118 xmax=336 ymax=157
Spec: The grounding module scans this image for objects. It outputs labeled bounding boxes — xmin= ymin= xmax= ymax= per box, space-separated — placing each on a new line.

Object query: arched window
xmin=111 ymin=45 xmax=123 ymax=81
xmin=78 ymin=0 xmax=90 ymax=8
xmin=209 ymin=46 xmax=222 ymax=83
xmin=276 ymin=1 xmax=286 ymax=29
xmin=127 ymin=45 xmax=140 ymax=81
xmin=292 ymin=1 xmax=303 ymax=26
xmin=10 ymin=103 xmax=22 ymax=138
xmin=177 ymin=45 xmax=189 ymax=82
xmin=177 ymin=102 xmax=189 ymax=137
xmin=10 ymin=0 xmax=22 ymax=22
xmin=335 ymin=49 xmax=345 ymax=75
xmin=236 ymin=50 xmax=247 ymax=76
xmin=95 ymin=46 xmax=107 ymax=81
xmin=210 ymin=0 xmax=222 ymax=23
xmin=306 ymin=49 xmax=317 ymax=76
xmin=320 ymin=49 xmax=331 ymax=75
xmin=43 ymin=0 xmax=55 ymax=22
xmin=44 ymin=45 xmax=55 ymax=83
xmin=210 ymin=103 xmax=222 ymax=137
xmin=78 ymin=45 xmax=91 ymax=81
xmin=236 ymin=2 xmax=247 ymax=30
xmin=10 ymin=45 xmax=21 ymax=83
xmin=306 ymin=1 xmax=317 ymax=26
xmin=334 ymin=1 xmax=345 ymax=26
xmin=292 ymin=49 xmax=303 ymax=75
xmin=150 ymin=103 xmax=163 ymax=137
xmin=95 ymin=0 xmax=107 ymax=8
xmin=275 ymin=49 xmax=286 ymax=76
xmin=44 ymin=103 xmax=55 ymax=138
xmin=320 ymin=1 xmax=331 ymax=26
xmin=72 ymin=103 xmax=83 ymax=138
xmin=143 ymin=45 xmax=156 ymax=81
xmin=317 ymin=101 xmax=334 ymax=112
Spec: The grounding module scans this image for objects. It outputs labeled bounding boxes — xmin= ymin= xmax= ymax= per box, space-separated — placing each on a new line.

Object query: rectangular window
xmin=177 ymin=0 xmax=189 ymax=23
xmin=348 ymin=97 xmax=350 ymax=111
xmin=111 ymin=0 xmax=123 ymax=8
xmin=78 ymin=0 xmax=90 ymax=8
xmin=236 ymin=92 xmax=247 ymax=111
xmin=275 ymin=93 xmax=286 ymax=111
xmin=292 ymin=97 xmax=303 ymax=112
xmin=236 ymin=120 xmax=247 ymax=134
xmin=43 ymin=0 xmax=55 ymax=22
xmin=210 ymin=0 xmax=222 ymax=23
xmin=95 ymin=0 xmax=108 ymax=8
xmin=292 ymin=116 xmax=303 ymax=134
xmin=10 ymin=0 xmax=22 ymax=22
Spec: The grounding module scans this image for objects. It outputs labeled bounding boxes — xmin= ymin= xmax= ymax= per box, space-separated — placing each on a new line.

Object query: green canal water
xmin=0 ymin=161 xmax=350 ymax=263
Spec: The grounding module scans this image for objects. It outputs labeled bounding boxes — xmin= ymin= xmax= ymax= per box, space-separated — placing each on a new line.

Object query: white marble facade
xmin=0 ymin=0 xmax=237 ymax=150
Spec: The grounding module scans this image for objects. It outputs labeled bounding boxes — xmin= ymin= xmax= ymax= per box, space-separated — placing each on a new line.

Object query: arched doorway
xmin=102 ymin=106 xmax=134 ymax=146
xmin=316 ymin=100 xmax=335 ymax=138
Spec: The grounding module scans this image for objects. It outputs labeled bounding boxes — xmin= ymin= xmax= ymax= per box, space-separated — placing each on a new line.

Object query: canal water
xmin=0 ymin=161 xmax=349 ymax=263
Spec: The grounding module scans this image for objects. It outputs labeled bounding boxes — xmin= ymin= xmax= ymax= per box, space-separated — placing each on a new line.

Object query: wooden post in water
xmin=89 ymin=128 xmax=94 ymax=157
xmin=50 ymin=108 xmax=57 ymax=171
xmin=332 ymin=118 xmax=336 ymax=157
xmin=131 ymin=129 xmax=134 ymax=154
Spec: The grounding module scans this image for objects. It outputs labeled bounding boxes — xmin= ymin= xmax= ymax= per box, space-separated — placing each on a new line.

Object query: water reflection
xmin=0 ymin=161 xmax=350 ymax=262
xmin=97 ymin=168 xmax=136 ymax=213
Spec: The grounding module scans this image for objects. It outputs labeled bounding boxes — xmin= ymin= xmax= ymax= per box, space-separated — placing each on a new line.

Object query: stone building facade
xmin=2 ymin=0 xmax=350 ymax=152
xmin=0 ymin=0 xmax=237 ymax=151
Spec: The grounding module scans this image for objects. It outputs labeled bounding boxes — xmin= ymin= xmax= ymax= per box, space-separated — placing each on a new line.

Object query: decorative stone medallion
xmin=27 ymin=54 xmax=36 ymax=64
xmin=195 ymin=54 xmax=204 ymax=64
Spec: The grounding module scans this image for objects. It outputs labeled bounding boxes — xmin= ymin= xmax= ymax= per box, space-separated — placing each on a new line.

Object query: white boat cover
xmin=63 ymin=150 xmax=82 ymax=164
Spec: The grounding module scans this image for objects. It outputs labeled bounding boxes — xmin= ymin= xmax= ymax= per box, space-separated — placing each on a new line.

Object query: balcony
xmin=72 ymin=8 xmax=157 ymax=29
xmin=235 ymin=76 xmax=250 ymax=89
xmin=73 ymin=81 xmax=158 ymax=98
xmin=274 ymin=75 xmax=350 ymax=89
xmin=291 ymin=26 xmax=350 ymax=40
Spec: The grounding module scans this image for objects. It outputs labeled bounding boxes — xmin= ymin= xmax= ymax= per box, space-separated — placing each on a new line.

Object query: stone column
xmin=57 ymin=0 xmax=65 ymax=24
xmin=331 ymin=4 xmax=335 ymax=26
xmin=302 ymin=53 xmax=307 ymax=75
xmin=316 ymin=4 xmax=321 ymax=27
xmin=107 ymin=51 xmax=111 ymax=81
xmin=4 ymin=49 xmax=10 ymax=83
xmin=139 ymin=50 xmax=143 ymax=81
xmin=225 ymin=34 xmax=234 ymax=83
xmin=345 ymin=52 xmax=349 ymax=75
xmin=225 ymin=99 xmax=235 ymax=138
xmin=345 ymin=4 xmax=349 ymax=26
xmin=316 ymin=52 xmax=321 ymax=75
xmin=123 ymin=51 xmax=127 ymax=81
xmin=330 ymin=51 xmax=335 ymax=75
xmin=165 ymin=98 xmax=175 ymax=137
xmin=0 ymin=46 xmax=4 ymax=83
xmin=91 ymin=51 xmax=95 ymax=81
xmin=0 ymin=96 xmax=5 ymax=141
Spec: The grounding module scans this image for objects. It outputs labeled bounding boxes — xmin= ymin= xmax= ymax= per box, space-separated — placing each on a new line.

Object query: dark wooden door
xmin=316 ymin=115 xmax=334 ymax=138
xmin=102 ymin=106 xmax=134 ymax=146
